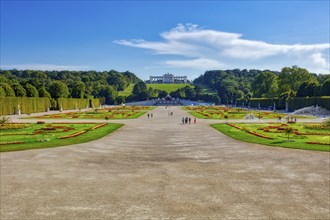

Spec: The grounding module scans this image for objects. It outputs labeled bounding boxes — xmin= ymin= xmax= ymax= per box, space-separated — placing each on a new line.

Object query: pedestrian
xmin=147 ymin=113 xmax=150 ymax=118
xmin=194 ymin=117 xmax=196 ymax=124
xmin=188 ymin=117 xmax=191 ymax=124
xmin=171 ymin=111 xmax=173 ymax=116
xmin=182 ymin=117 xmax=185 ymax=124
xmin=185 ymin=117 xmax=188 ymax=124
xmin=151 ymin=113 xmax=153 ymax=118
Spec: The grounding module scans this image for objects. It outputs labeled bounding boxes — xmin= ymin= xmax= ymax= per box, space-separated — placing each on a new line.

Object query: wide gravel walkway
xmin=1 ymin=106 xmax=329 ymax=219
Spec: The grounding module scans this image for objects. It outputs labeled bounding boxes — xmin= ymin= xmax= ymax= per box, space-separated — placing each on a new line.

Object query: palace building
xmin=149 ymin=73 xmax=188 ymax=84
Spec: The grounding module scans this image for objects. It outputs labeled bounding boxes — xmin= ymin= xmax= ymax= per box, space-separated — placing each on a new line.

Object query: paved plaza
xmin=1 ymin=107 xmax=329 ymax=219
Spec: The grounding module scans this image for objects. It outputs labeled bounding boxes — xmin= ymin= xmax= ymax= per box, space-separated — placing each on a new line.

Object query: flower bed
xmin=294 ymin=131 xmax=329 ymax=136
xmin=245 ymin=130 xmax=274 ymax=139
xmin=58 ymin=130 xmax=87 ymax=139
xmin=0 ymin=141 xmax=25 ymax=145
xmin=227 ymin=123 xmax=243 ymax=130
xmin=306 ymin=142 xmax=330 ymax=146
xmin=91 ymin=123 xmax=107 ymax=130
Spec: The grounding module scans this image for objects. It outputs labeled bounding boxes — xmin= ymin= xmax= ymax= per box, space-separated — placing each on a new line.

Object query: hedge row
xmin=0 ymin=97 xmax=100 ymax=115
xmin=287 ymin=96 xmax=330 ymax=111
xmin=0 ymin=97 xmax=50 ymax=115
xmin=236 ymin=96 xmax=330 ymax=111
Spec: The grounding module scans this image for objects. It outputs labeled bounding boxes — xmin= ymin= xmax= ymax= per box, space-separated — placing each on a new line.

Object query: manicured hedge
xmin=56 ymin=98 xmax=100 ymax=110
xmin=1 ymin=97 xmax=100 ymax=115
xmin=0 ymin=97 xmax=50 ymax=115
xmin=287 ymin=96 xmax=330 ymax=111
xmin=237 ymin=96 xmax=330 ymax=111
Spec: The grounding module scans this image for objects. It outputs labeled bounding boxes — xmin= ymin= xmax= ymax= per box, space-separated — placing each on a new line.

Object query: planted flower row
xmin=306 ymin=142 xmax=330 ymax=146
xmin=91 ymin=123 xmax=107 ymax=130
xmin=245 ymin=130 xmax=274 ymax=139
xmin=0 ymin=141 xmax=25 ymax=145
xmin=227 ymin=123 xmax=243 ymax=130
xmin=294 ymin=131 xmax=329 ymax=136
xmin=227 ymin=123 xmax=273 ymax=139
xmin=58 ymin=130 xmax=87 ymax=139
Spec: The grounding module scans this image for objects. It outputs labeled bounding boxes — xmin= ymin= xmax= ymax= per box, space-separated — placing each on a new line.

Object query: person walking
xmin=147 ymin=113 xmax=150 ymax=118
xmin=194 ymin=117 xmax=196 ymax=124
xmin=182 ymin=117 xmax=185 ymax=124
xmin=185 ymin=117 xmax=188 ymax=124
xmin=188 ymin=117 xmax=191 ymax=124
xmin=151 ymin=113 xmax=153 ymax=118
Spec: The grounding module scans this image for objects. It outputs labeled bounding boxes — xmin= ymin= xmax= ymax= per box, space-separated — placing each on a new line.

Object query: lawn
xmin=147 ymin=83 xmax=194 ymax=93
xmin=0 ymin=122 xmax=123 ymax=152
xmin=211 ymin=122 xmax=330 ymax=152
xmin=118 ymin=83 xmax=135 ymax=97
xmin=184 ymin=106 xmax=313 ymax=120
xmin=26 ymin=106 xmax=154 ymax=120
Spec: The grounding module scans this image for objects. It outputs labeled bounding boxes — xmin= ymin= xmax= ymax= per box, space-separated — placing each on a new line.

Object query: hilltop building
xmin=149 ymin=73 xmax=188 ymax=84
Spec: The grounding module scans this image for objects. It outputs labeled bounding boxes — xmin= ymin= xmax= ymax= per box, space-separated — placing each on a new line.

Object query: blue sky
xmin=1 ymin=1 xmax=329 ymax=80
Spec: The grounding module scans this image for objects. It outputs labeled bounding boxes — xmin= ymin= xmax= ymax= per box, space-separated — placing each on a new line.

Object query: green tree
xmin=115 ymin=95 xmax=125 ymax=104
xmin=49 ymin=81 xmax=69 ymax=98
xmin=99 ymin=86 xmax=117 ymax=104
xmin=320 ymin=80 xmax=330 ymax=96
xmin=38 ymin=86 xmax=51 ymax=98
xmin=0 ymin=87 xmax=5 ymax=97
xmin=278 ymin=66 xmax=313 ymax=95
xmin=0 ymin=83 xmax=15 ymax=97
xmin=11 ymin=83 xmax=26 ymax=97
xmin=24 ymin=83 xmax=39 ymax=97
xmin=132 ymin=81 xmax=147 ymax=94
xmin=71 ymin=82 xmax=86 ymax=98
xmin=296 ymin=81 xmax=318 ymax=97
xmin=158 ymin=90 xmax=168 ymax=98
xmin=252 ymin=71 xmax=278 ymax=98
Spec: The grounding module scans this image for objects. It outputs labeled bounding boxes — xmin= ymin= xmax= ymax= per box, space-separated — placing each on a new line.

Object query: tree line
xmin=127 ymin=82 xmax=221 ymax=104
xmin=0 ymin=69 xmax=141 ymax=104
xmin=194 ymin=66 xmax=330 ymax=105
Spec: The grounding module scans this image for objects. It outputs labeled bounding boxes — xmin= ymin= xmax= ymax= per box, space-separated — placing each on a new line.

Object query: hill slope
xmin=118 ymin=83 xmax=194 ymax=97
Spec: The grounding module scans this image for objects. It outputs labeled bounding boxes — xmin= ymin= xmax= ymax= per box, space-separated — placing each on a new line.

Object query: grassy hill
xmin=118 ymin=83 xmax=194 ymax=97
xmin=118 ymin=83 xmax=135 ymax=97
xmin=147 ymin=84 xmax=194 ymax=93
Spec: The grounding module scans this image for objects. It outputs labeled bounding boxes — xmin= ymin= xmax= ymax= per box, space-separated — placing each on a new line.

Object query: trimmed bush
xmin=0 ymin=97 xmax=50 ymax=115
xmin=237 ymin=96 xmax=330 ymax=111
xmin=287 ymin=96 xmax=330 ymax=111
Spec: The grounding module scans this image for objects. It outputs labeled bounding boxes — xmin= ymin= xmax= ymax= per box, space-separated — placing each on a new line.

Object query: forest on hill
xmin=194 ymin=66 xmax=330 ymax=104
xmin=1 ymin=66 xmax=329 ymax=105
xmin=0 ymin=69 xmax=220 ymax=104
xmin=0 ymin=69 xmax=142 ymax=104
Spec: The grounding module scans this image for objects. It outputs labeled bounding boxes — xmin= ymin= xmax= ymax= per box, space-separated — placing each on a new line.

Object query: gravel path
xmin=1 ymin=106 xmax=329 ymax=219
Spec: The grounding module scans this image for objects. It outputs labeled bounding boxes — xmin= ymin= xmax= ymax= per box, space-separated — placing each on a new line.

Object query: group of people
xmin=182 ymin=116 xmax=196 ymax=124
xmin=147 ymin=113 xmax=153 ymax=118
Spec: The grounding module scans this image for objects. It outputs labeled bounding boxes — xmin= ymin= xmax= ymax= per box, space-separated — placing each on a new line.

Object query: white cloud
xmin=310 ymin=53 xmax=327 ymax=67
xmin=0 ymin=64 xmax=90 ymax=71
xmin=165 ymin=58 xmax=226 ymax=69
xmin=114 ymin=23 xmax=330 ymax=73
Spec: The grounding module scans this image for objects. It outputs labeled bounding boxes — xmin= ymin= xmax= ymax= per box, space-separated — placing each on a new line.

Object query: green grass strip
xmin=211 ymin=123 xmax=329 ymax=152
xmin=0 ymin=123 xmax=123 ymax=152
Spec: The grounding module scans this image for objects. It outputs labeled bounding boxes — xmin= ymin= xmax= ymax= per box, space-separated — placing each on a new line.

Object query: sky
xmin=1 ymin=1 xmax=329 ymax=80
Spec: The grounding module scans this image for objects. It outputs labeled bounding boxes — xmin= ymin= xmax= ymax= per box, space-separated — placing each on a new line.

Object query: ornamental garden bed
xmin=0 ymin=122 xmax=123 ymax=152
xmin=211 ymin=122 xmax=329 ymax=152
xmin=183 ymin=106 xmax=313 ymax=120
xmin=25 ymin=106 xmax=154 ymax=120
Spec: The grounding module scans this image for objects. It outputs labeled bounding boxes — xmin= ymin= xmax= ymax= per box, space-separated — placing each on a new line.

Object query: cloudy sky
xmin=1 ymin=1 xmax=329 ymax=80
